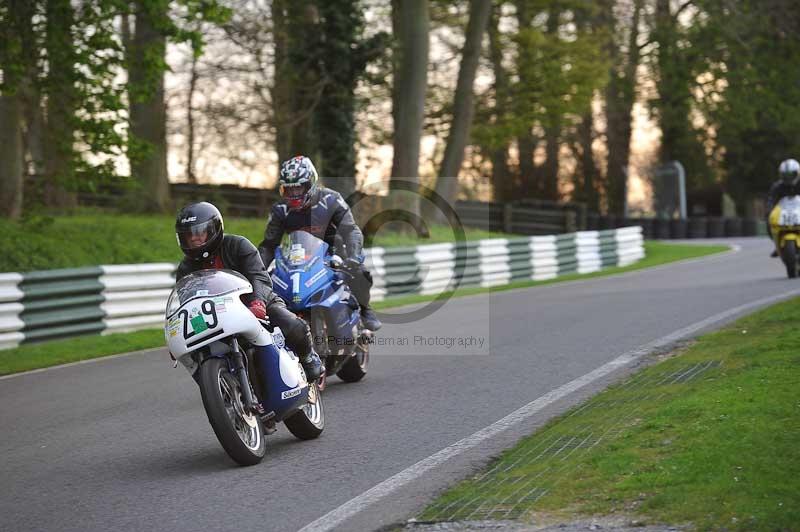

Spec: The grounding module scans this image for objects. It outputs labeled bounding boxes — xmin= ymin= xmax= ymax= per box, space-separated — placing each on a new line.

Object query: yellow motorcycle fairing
xmin=769 ymin=204 xmax=800 ymax=249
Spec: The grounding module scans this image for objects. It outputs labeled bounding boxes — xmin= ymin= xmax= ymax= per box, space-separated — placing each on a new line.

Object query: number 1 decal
xmin=291 ymin=272 xmax=300 ymax=293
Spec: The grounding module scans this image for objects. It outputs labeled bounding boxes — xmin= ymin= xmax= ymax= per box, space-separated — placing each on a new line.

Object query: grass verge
xmin=0 ymin=329 xmax=164 ymax=376
xmin=0 ymin=241 xmax=727 ymax=376
xmin=419 ymin=297 xmax=800 ymax=531
xmin=0 ymin=210 xmax=510 ymax=272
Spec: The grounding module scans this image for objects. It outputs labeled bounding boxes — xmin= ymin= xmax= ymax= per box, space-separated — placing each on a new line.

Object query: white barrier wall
xmin=1 ymin=227 xmax=644 ymax=348
xmin=365 ymin=226 xmax=644 ymax=301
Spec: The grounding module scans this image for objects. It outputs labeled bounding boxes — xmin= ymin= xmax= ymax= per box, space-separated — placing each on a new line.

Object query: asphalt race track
xmin=1 ymin=238 xmax=795 ymax=532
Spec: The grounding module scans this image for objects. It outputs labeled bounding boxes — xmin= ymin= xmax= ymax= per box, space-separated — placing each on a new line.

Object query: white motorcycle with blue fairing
xmin=166 ymin=269 xmax=324 ymax=466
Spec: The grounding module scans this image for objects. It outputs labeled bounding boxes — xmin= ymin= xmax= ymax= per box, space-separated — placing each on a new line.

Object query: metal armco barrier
xmin=16 ymin=268 xmax=106 ymax=346
xmin=0 ymin=227 xmax=643 ymax=350
xmin=99 ymin=264 xmax=176 ymax=334
xmin=0 ymin=273 xmax=24 ymax=349
xmin=364 ymin=226 xmax=644 ymax=302
xmin=0 ymin=264 xmax=175 ymax=349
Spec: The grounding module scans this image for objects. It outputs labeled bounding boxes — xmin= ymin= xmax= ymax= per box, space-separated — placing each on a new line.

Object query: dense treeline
xmin=1 ymin=0 xmax=798 ymax=220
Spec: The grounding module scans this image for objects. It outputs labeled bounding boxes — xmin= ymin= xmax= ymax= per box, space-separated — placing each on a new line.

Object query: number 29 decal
xmin=178 ymin=300 xmax=218 ymax=340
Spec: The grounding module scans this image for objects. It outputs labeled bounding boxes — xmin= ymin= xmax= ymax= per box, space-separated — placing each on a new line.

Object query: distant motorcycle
xmin=271 ymin=230 xmax=370 ymax=388
xmin=769 ymin=195 xmax=800 ymax=278
xmin=165 ymin=269 xmax=324 ymax=466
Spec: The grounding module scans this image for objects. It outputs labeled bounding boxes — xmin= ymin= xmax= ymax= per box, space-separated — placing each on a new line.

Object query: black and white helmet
xmin=779 ymin=159 xmax=800 ymax=185
xmin=279 ymin=155 xmax=319 ymax=210
xmin=175 ymin=202 xmax=224 ymax=261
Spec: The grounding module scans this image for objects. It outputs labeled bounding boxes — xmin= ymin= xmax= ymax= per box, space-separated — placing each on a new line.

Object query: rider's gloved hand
xmin=248 ymin=299 xmax=267 ymax=320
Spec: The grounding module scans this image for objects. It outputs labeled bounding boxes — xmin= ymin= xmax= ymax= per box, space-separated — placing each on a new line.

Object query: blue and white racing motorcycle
xmin=270 ymin=230 xmax=370 ymax=387
xmin=165 ymin=269 xmax=324 ymax=466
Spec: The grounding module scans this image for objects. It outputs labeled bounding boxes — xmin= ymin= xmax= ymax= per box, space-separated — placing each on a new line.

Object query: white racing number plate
xmin=178 ymin=300 xmax=219 ymax=340
xmin=780 ymin=210 xmax=800 ymax=226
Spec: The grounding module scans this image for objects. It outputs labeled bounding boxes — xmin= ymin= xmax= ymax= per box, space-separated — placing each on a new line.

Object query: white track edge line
xmin=297 ymin=287 xmax=800 ymax=532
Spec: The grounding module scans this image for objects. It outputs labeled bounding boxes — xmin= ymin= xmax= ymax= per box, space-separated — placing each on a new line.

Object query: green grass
xmin=0 ymin=241 xmax=726 ymax=376
xmin=420 ymin=297 xmax=800 ymax=531
xmin=0 ymin=328 xmax=165 ymax=375
xmin=0 ymin=210 xmax=510 ymax=272
xmin=366 ymin=224 xmax=508 ymax=248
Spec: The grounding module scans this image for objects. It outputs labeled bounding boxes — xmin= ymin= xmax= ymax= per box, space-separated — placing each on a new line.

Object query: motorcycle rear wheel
xmin=284 ymin=382 xmax=325 ymax=440
xmin=782 ymin=240 xmax=798 ymax=278
xmin=199 ymin=357 xmax=266 ymax=466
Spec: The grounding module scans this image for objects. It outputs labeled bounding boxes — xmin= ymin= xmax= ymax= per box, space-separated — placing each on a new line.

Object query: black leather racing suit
xmin=767 ymin=181 xmax=800 ymax=214
xmin=176 ymin=234 xmax=314 ymax=357
xmin=257 ymin=187 xmax=374 ymax=309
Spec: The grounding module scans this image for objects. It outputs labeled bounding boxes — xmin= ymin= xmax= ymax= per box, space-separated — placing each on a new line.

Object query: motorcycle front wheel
xmin=336 ymin=339 xmax=369 ymax=382
xmin=782 ymin=240 xmax=798 ymax=278
xmin=199 ymin=357 xmax=267 ymax=466
xmin=284 ymin=382 xmax=325 ymax=440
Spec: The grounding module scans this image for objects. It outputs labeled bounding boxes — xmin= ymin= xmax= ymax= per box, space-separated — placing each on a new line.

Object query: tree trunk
xmin=571 ymin=6 xmax=602 ymax=212
xmin=652 ymin=0 xmax=701 ymax=188
xmin=542 ymin=122 xmax=560 ymax=201
xmin=6 ymin=0 xmax=37 ymax=214
xmin=605 ymin=0 xmax=642 ymax=215
xmin=271 ymin=0 xmax=322 ymax=183
xmin=390 ymin=0 xmax=429 ymax=220
xmin=21 ymin=89 xmax=45 ymax=182
xmin=128 ymin=1 xmax=171 ymax=212
xmin=0 ymin=94 xmax=25 ymax=219
xmin=434 ymin=0 xmax=492 ymax=213
xmin=17 ymin=0 xmax=45 ymax=184
xmin=271 ymin=0 xmax=292 ymax=170
xmin=186 ymin=41 xmax=199 ymax=184
xmin=517 ymin=134 xmax=538 ymax=197
xmin=391 ymin=0 xmax=401 ymax=139
xmin=315 ymin=2 xmax=358 ymax=199
xmin=655 ymin=0 xmax=678 ymax=163
xmin=541 ymin=7 xmax=561 ymax=202
xmin=487 ymin=4 xmax=514 ymax=203
xmin=577 ymin=110 xmax=600 ymax=211
xmin=314 ymin=0 xmax=381 ymax=201
xmin=514 ymin=0 xmax=538 ymax=198
xmin=43 ymin=0 xmax=78 ymax=208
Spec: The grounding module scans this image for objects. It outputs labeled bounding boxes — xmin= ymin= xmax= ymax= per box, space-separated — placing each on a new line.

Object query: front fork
xmin=229 ymin=338 xmax=261 ymax=415
xmin=778 ymin=232 xmax=799 ymax=250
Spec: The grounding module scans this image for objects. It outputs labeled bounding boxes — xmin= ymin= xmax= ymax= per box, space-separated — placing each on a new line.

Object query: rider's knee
xmin=284 ymin=317 xmax=312 ymax=355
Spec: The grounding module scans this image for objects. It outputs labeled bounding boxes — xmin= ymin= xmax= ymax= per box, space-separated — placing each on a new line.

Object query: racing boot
xmin=771 ymin=248 xmax=779 ymax=258
xmin=301 ymin=349 xmax=323 ymax=381
xmin=360 ymin=305 xmax=382 ymax=331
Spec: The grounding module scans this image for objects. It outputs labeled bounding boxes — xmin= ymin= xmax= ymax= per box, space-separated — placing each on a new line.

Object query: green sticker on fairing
xmin=190 ymin=314 xmax=208 ymax=333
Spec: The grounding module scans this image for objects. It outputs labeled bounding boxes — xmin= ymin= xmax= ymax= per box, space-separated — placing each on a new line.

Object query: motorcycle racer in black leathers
xmin=766 ymin=159 xmax=800 ymax=257
xmin=257 ymin=156 xmax=382 ymax=331
xmin=175 ymin=201 xmax=323 ymax=380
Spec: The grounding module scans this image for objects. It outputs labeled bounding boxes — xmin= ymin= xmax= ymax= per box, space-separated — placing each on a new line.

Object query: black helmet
xmin=279 ymin=155 xmax=319 ymax=210
xmin=175 ymin=202 xmax=224 ymax=261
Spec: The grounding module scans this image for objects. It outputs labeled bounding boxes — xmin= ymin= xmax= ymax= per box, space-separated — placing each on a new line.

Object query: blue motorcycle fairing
xmin=190 ymin=339 xmax=308 ymax=422
xmin=324 ymin=296 xmax=360 ymax=355
xmin=251 ymin=343 xmax=309 ymax=421
xmin=271 ymin=231 xmax=362 ymax=355
xmin=272 ymin=254 xmax=337 ymax=311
